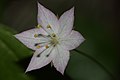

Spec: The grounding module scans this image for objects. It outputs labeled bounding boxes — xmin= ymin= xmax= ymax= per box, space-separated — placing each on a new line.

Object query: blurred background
xmin=0 ymin=0 xmax=119 ymax=80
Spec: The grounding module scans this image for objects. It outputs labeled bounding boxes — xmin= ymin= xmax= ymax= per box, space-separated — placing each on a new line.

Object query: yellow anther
xmin=45 ymin=45 xmax=49 ymax=49
xmin=36 ymin=24 xmax=42 ymax=28
xmin=36 ymin=45 xmax=41 ymax=49
xmin=47 ymin=25 xmax=51 ymax=29
xmin=34 ymin=34 xmax=38 ymax=38
xmin=52 ymin=33 xmax=56 ymax=37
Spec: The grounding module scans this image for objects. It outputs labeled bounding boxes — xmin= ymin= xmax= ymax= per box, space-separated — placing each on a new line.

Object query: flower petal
xmin=14 ymin=28 xmax=49 ymax=50
xmin=60 ymin=30 xmax=85 ymax=50
xmin=26 ymin=45 xmax=56 ymax=72
xmin=37 ymin=2 xmax=60 ymax=34
xmin=52 ymin=44 xmax=70 ymax=74
xmin=59 ymin=7 xmax=74 ymax=38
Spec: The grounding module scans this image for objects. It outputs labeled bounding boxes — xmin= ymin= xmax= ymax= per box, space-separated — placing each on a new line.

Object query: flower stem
xmin=74 ymin=49 xmax=116 ymax=80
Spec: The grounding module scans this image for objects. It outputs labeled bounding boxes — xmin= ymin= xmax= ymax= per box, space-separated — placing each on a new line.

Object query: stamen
xmin=37 ymin=54 xmax=41 ymax=57
xmin=45 ymin=47 xmax=53 ymax=57
xmin=47 ymin=35 xmax=51 ymax=37
xmin=47 ymin=25 xmax=51 ymax=29
xmin=36 ymin=45 xmax=41 ymax=49
xmin=45 ymin=45 xmax=49 ymax=49
xmin=36 ymin=24 xmax=42 ymax=28
xmin=34 ymin=34 xmax=38 ymax=38
xmin=36 ymin=49 xmax=46 ymax=57
xmin=34 ymin=34 xmax=43 ymax=38
xmin=38 ymin=34 xmax=43 ymax=37
xmin=52 ymin=33 xmax=56 ymax=37
xmin=46 ymin=54 xmax=50 ymax=57
xmin=34 ymin=43 xmax=40 ymax=46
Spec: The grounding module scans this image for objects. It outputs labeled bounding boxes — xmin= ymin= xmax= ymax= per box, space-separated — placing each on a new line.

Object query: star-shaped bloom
xmin=14 ymin=2 xmax=85 ymax=74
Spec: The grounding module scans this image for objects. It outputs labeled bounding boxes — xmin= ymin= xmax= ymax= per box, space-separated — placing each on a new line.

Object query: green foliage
xmin=0 ymin=22 xmax=118 ymax=80
xmin=66 ymin=16 xmax=119 ymax=80
xmin=0 ymin=24 xmax=33 ymax=80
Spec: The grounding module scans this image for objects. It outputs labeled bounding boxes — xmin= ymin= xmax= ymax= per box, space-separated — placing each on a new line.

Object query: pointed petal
xmin=14 ymin=28 xmax=49 ymax=50
xmin=52 ymin=44 xmax=70 ymax=74
xmin=26 ymin=45 xmax=56 ymax=72
xmin=16 ymin=28 xmax=48 ymax=38
xmin=37 ymin=2 xmax=60 ymax=34
xmin=60 ymin=30 xmax=85 ymax=50
xmin=59 ymin=7 xmax=74 ymax=38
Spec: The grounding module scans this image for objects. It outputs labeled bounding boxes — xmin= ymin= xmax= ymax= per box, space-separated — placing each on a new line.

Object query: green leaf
xmin=0 ymin=24 xmax=33 ymax=80
xmin=66 ymin=14 xmax=119 ymax=80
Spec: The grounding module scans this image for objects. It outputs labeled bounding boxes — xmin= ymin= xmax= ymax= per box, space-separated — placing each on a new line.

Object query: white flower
xmin=14 ymin=2 xmax=85 ymax=74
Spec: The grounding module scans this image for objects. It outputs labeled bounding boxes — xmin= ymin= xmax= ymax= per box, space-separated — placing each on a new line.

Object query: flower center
xmin=34 ymin=33 xmax=59 ymax=49
xmin=50 ymin=33 xmax=59 ymax=46
xmin=34 ymin=24 xmax=59 ymax=49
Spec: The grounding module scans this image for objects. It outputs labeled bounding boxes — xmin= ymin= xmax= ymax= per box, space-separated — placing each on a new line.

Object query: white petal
xmin=52 ymin=44 xmax=70 ymax=74
xmin=14 ymin=28 xmax=49 ymax=50
xmin=59 ymin=7 xmax=74 ymax=38
xmin=37 ymin=2 xmax=60 ymax=34
xmin=26 ymin=46 xmax=56 ymax=72
xmin=60 ymin=30 xmax=85 ymax=50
